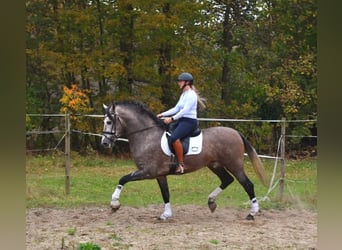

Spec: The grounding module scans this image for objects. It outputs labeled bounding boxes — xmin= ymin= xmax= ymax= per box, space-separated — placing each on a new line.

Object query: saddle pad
xmin=160 ymin=131 xmax=203 ymax=156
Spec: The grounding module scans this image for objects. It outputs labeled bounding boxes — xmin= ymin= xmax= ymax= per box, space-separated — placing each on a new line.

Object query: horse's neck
xmin=125 ymin=117 xmax=153 ymax=131
xmin=126 ymin=120 xmax=163 ymax=158
xmin=123 ymin=112 xmax=162 ymax=136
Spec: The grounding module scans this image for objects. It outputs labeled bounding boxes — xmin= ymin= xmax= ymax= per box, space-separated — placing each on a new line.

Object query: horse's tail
xmin=239 ymin=132 xmax=269 ymax=187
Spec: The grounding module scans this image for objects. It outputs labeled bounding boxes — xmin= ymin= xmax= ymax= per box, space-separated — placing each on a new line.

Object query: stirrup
xmin=175 ymin=163 xmax=184 ymax=174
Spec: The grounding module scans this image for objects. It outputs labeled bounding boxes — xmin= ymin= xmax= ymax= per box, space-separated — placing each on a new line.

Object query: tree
xmin=26 ymin=0 xmax=317 ymax=154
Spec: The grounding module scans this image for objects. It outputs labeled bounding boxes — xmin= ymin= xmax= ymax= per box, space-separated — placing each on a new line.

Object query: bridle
xmin=102 ymin=105 xmax=163 ymax=143
xmin=102 ymin=108 xmax=121 ymax=143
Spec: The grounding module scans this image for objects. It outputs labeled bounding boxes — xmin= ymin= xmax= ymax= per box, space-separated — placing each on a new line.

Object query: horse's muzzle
xmin=101 ymin=136 xmax=114 ymax=148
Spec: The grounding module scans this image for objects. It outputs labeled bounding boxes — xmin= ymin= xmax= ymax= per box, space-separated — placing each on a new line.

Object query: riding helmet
xmin=177 ymin=72 xmax=193 ymax=83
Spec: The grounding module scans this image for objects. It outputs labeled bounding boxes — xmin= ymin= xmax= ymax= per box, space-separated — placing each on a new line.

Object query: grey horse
xmin=101 ymin=101 xmax=268 ymax=220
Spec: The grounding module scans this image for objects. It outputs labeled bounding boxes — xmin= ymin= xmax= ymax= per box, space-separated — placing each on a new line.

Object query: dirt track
xmin=26 ymin=205 xmax=317 ymax=249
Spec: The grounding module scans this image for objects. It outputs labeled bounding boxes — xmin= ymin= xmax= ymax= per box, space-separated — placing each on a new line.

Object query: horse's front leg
xmin=110 ymin=169 xmax=149 ymax=212
xmin=156 ymin=176 xmax=172 ymax=220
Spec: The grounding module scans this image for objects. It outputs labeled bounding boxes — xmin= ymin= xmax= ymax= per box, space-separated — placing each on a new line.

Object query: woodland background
xmin=25 ymin=0 xmax=317 ymax=155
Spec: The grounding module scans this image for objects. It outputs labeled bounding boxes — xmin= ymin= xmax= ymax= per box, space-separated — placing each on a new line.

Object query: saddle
xmin=165 ymin=121 xmax=202 ymax=155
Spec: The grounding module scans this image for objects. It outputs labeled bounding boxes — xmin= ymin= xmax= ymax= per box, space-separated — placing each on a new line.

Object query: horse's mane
xmin=114 ymin=101 xmax=164 ymax=126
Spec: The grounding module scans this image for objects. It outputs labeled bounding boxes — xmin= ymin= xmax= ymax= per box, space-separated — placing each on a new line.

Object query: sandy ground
xmin=26 ymin=205 xmax=317 ymax=250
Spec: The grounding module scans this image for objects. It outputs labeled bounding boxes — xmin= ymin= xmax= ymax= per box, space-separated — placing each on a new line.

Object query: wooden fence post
xmin=279 ymin=117 xmax=286 ymax=201
xmin=65 ymin=112 xmax=71 ymax=195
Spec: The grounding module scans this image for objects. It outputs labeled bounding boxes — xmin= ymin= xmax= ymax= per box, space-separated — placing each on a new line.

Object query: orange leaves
xmin=59 ymin=84 xmax=94 ymax=131
xmin=60 ymin=84 xmax=93 ymax=114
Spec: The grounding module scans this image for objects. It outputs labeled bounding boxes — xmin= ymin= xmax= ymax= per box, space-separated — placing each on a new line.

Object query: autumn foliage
xmin=26 ymin=0 xmax=317 ymax=153
xmin=60 ymin=84 xmax=93 ymax=114
xmin=60 ymin=84 xmax=94 ymax=132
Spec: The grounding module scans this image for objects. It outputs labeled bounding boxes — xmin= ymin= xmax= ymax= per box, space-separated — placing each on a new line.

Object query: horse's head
xmin=101 ymin=103 xmax=124 ymax=148
xmin=101 ymin=101 xmax=165 ymax=148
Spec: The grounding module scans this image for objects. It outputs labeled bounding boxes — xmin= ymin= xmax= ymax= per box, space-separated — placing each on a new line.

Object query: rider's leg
xmin=172 ymin=139 xmax=184 ymax=174
xmin=170 ymin=118 xmax=197 ymax=174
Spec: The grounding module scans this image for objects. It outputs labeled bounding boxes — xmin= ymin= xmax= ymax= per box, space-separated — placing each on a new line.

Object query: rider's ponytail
xmin=191 ymin=85 xmax=206 ymax=111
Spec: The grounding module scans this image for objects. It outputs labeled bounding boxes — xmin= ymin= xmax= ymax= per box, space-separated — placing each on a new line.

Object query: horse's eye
xmin=106 ymin=121 xmax=112 ymax=125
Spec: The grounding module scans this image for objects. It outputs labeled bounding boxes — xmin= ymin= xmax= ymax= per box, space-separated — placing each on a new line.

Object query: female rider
xmin=157 ymin=72 xmax=205 ymax=174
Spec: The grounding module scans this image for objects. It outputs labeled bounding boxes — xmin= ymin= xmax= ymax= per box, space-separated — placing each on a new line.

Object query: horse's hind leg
xmin=207 ymin=166 xmax=234 ymax=213
xmin=234 ymin=171 xmax=259 ymax=220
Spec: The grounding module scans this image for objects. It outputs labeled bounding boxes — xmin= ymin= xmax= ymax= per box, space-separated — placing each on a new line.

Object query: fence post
xmin=65 ymin=112 xmax=71 ymax=195
xmin=279 ymin=117 xmax=286 ymax=201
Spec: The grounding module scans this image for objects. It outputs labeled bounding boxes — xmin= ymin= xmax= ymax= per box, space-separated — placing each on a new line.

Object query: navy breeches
xmin=169 ymin=117 xmax=197 ymax=143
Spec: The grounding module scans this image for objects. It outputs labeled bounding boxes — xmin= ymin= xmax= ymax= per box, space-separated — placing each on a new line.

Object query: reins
xmin=125 ymin=124 xmax=163 ymax=137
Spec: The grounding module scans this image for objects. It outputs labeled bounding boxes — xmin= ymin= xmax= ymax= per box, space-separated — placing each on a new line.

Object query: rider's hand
xmin=164 ymin=117 xmax=173 ymax=124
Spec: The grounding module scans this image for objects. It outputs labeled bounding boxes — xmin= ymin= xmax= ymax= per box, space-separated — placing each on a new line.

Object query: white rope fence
xmin=72 ymin=129 xmax=129 ymax=142
xmin=26 ymin=113 xmax=317 ymax=197
xmin=198 ymin=118 xmax=315 ymax=123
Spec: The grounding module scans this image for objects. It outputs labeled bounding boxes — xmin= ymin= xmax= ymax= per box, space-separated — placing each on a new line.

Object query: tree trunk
xmin=119 ymin=2 xmax=134 ymax=95
xmin=221 ymin=2 xmax=233 ymax=105
xmin=159 ymin=3 xmax=173 ymax=107
xmin=96 ymin=0 xmax=107 ymax=95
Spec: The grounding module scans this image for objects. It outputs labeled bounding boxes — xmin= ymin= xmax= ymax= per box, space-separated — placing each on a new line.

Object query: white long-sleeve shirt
xmin=162 ymin=89 xmax=198 ymax=120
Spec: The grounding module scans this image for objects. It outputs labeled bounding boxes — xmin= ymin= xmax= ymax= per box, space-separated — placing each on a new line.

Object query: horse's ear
xmin=103 ymin=104 xmax=108 ymax=110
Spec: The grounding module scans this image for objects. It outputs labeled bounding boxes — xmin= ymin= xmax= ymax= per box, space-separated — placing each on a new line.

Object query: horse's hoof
xmin=246 ymin=214 xmax=254 ymax=220
xmin=159 ymin=212 xmax=172 ymax=221
xmin=158 ymin=215 xmax=168 ymax=221
xmin=111 ymin=206 xmax=120 ymax=212
xmin=110 ymin=200 xmax=121 ymax=212
xmin=208 ymin=200 xmax=217 ymax=213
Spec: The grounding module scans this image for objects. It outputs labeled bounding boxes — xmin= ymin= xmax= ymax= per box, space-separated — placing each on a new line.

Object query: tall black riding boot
xmin=172 ymin=139 xmax=184 ymax=174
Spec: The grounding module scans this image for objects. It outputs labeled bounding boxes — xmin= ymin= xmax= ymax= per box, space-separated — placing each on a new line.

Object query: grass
xmin=77 ymin=242 xmax=101 ymax=250
xmin=26 ymin=151 xmax=317 ymax=210
xmin=67 ymin=227 xmax=77 ymax=236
